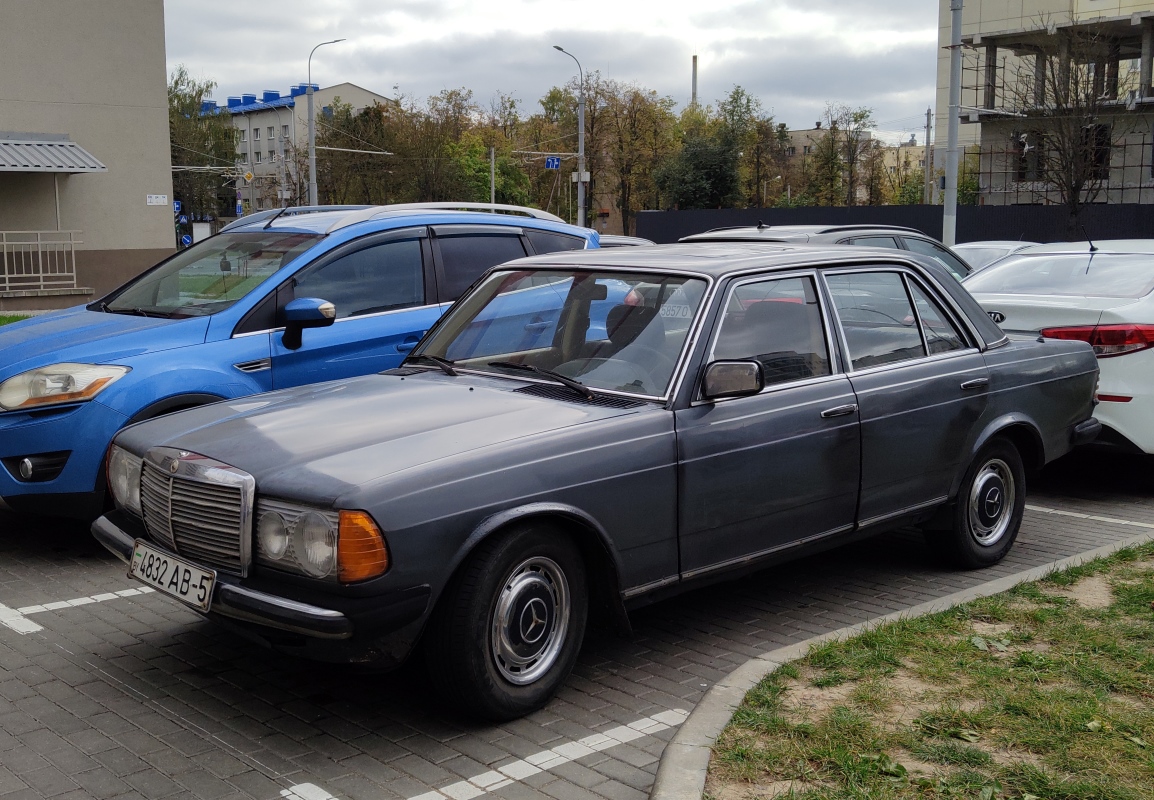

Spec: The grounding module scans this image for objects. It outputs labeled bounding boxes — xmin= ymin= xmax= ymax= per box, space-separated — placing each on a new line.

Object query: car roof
xmin=681 ymin=224 xmax=927 ymax=243
xmin=221 ymin=203 xmax=584 ymax=237
xmin=507 ymin=241 xmax=921 ymax=277
xmin=954 ymin=240 xmax=1038 ymax=249
xmin=1014 ymin=239 xmax=1154 ymax=255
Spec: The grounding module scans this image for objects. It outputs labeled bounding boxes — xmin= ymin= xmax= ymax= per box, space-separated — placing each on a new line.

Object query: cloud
xmin=164 ymin=0 xmax=937 ymax=134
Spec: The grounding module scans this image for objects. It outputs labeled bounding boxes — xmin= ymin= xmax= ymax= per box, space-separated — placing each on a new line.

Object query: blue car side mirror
xmin=282 ymin=297 xmax=336 ymax=350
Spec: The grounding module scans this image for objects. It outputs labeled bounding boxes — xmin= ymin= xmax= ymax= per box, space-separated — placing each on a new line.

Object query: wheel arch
xmin=126 ymin=392 xmax=229 ymax=425
xmin=440 ymin=503 xmax=631 ymax=635
xmin=970 ymin=414 xmax=1045 ymax=473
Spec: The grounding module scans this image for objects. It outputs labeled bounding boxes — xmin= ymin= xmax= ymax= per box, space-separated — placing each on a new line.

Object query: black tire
xmin=925 ymin=437 xmax=1026 ymax=569
xmin=423 ymin=524 xmax=588 ymax=721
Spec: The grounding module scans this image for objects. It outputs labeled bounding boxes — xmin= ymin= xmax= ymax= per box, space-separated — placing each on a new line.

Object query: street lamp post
xmin=553 ymin=45 xmax=586 ymax=227
xmin=307 ymin=38 xmax=345 ymax=206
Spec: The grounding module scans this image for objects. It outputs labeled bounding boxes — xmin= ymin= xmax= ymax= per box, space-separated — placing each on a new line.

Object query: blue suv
xmin=0 ymin=204 xmax=597 ymax=518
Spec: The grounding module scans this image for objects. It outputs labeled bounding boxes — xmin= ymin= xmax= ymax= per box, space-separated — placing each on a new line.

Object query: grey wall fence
xmin=634 ymin=204 xmax=1154 ymax=245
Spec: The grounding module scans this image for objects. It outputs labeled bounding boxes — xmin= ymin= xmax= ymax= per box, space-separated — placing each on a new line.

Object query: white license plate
xmin=129 ymin=540 xmax=216 ymax=612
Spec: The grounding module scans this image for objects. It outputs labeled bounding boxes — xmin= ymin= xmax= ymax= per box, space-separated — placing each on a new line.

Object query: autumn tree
xmin=168 ymin=65 xmax=237 ymax=219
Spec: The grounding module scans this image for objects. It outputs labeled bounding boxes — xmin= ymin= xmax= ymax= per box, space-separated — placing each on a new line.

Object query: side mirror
xmin=281 ymin=297 xmax=336 ymax=350
xmin=702 ymin=360 xmax=763 ymax=400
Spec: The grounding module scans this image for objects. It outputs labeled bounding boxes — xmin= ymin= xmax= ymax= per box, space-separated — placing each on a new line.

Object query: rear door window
xmin=434 ymin=229 xmax=528 ymax=302
xmin=825 ymin=271 xmax=927 ymax=370
xmin=908 ymin=281 xmax=967 ymax=354
xmin=844 ymin=236 xmax=900 ymax=249
xmin=524 ymin=229 xmax=587 ymax=254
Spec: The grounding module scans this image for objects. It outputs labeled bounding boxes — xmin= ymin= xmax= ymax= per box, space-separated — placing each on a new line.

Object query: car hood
xmin=0 ymin=307 xmax=209 ymax=379
xmin=967 ymin=292 xmax=1147 ymax=333
xmin=115 ymin=371 xmax=649 ymax=503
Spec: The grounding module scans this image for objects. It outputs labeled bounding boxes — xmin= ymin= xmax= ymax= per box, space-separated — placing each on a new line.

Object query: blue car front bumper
xmin=0 ymin=399 xmax=128 ymax=517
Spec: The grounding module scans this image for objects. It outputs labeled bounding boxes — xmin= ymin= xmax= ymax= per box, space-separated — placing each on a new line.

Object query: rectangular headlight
xmin=107 ymin=445 xmax=143 ymax=515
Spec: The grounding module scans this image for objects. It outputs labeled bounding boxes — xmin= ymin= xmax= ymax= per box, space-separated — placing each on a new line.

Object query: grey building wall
xmin=0 ymin=0 xmax=174 ymax=309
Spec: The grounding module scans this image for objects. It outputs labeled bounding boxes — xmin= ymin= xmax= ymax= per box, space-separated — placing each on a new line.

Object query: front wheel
xmin=925 ymin=437 xmax=1026 ymax=569
xmin=423 ymin=525 xmax=588 ymax=720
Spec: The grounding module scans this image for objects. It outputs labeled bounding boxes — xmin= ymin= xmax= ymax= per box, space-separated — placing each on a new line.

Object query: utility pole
xmin=943 ymin=0 xmax=963 ymax=245
xmin=307 ymin=38 xmax=345 ymax=206
xmin=554 ymin=46 xmax=587 ymax=227
xmin=923 ymin=107 xmax=934 ymax=204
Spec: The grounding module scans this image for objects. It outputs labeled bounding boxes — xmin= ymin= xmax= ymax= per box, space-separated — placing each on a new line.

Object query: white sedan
xmin=964 ymin=240 xmax=1154 ymax=453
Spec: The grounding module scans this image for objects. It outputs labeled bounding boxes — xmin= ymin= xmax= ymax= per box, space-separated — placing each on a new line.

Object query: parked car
xmin=598 ymin=234 xmax=656 ymax=247
xmin=952 ymin=240 xmax=1040 ymax=271
xmin=963 ymin=239 xmax=1154 ymax=453
xmin=0 ymin=204 xmax=597 ymax=518
xmin=680 ymin=224 xmax=973 ymax=280
xmin=92 ymin=242 xmax=1098 ymax=719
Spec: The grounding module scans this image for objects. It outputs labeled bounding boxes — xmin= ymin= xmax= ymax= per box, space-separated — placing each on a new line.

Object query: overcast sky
xmin=164 ymin=0 xmax=939 ymax=143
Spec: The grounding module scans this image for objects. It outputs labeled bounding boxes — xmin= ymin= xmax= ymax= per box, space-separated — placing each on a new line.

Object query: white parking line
xmin=1026 ymin=503 xmax=1154 ymax=530
xmin=0 ymin=587 xmax=155 ymax=634
xmin=408 ymin=709 xmax=689 ymax=800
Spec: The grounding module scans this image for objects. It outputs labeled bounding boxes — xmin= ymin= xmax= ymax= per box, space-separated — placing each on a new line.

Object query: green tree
xmin=168 ymin=65 xmax=237 ymax=220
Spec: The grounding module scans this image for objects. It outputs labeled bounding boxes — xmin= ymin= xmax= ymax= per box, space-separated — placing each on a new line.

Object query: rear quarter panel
xmin=978 ymin=336 xmax=1098 ymax=467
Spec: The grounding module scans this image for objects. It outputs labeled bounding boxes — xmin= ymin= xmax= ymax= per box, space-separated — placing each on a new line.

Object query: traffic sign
xmin=236 ymin=202 xmax=244 ymax=215
xmin=180 ymin=234 xmax=192 ymax=247
xmin=545 ymin=156 xmax=561 ymax=170
xmin=173 ymin=200 xmax=182 ymax=214
xmin=178 ymin=215 xmax=189 ymax=225
xmin=244 ymin=171 xmax=254 ymax=182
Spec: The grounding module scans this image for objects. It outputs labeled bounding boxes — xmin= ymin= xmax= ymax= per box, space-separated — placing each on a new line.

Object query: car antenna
xmin=1080 ymin=224 xmax=1098 ymax=253
xmin=757 ymin=220 xmax=767 ymax=230
xmin=262 ymin=206 xmax=291 ymax=230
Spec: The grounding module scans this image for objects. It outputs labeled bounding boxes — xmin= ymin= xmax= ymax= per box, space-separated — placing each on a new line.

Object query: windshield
xmin=416 ymin=268 xmax=709 ymax=398
xmin=104 ymin=232 xmax=320 ymax=317
xmin=963 ymin=252 xmax=1154 ymax=299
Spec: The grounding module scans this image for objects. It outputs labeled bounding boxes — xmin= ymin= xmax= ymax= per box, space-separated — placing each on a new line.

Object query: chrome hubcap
xmin=491 ymin=557 xmax=570 ymax=685
xmin=968 ymin=458 xmax=1015 ymax=546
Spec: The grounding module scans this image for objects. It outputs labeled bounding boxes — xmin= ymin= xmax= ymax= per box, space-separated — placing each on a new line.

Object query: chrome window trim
xmin=843 ymin=346 xmax=983 ymax=380
xmin=820 ymin=264 xmax=984 ymax=374
xmin=231 ymin=301 xmax=445 ymax=339
xmin=699 ymin=269 xmax=841 ymax=400
xmin=426 ymin=265 xmax=717 ymax=405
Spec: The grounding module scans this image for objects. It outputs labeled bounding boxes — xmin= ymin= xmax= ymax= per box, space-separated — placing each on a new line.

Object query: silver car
xmin=93 ymin=243 xmax=1099 ymax=719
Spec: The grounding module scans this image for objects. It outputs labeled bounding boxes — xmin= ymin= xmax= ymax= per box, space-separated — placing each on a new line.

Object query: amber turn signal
xmin=338 ymin=510 xmax=390 ymax=583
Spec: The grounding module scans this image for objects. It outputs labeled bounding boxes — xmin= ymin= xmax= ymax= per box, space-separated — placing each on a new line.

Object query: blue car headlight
xmin=0 ymin=363 xmax=130 ymax=411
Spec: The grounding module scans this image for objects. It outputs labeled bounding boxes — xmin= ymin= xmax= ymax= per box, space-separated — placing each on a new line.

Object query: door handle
xmin=524 ymin=321 xmax=549 ymax=332
xmin=395 ymin=335 xmax=422 ymax=354
xmin=820 ymin=404 xmax=858 ymax=418
xmin=960 ymin=377 xmax=990 ymax=391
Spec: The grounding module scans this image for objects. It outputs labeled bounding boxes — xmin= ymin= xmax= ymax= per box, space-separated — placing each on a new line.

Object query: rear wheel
xmin=424 ymin=524 xmax=588 ymax=720
xmin=926 ymin=437 xmax=1026 ymax=569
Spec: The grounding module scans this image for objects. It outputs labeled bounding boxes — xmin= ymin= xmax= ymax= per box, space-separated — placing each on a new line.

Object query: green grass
xmin=0 ymin=315 xmax=28 ymax=326
xmin=711 ymin=544 xmax=1154 ymax=800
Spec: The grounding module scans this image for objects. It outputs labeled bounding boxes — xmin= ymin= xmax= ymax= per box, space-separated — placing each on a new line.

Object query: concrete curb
xmin=649 ymin=524 xmax=1154 ymax=800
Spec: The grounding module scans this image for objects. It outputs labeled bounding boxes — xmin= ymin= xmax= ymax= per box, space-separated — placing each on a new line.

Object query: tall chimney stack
xmin=691 ymin=55 xmax=698 ymax=108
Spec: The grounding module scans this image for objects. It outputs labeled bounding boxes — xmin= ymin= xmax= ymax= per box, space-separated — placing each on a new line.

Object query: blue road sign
xmin=178 ymin=215 xmax=189 ymax=225
xmin=180 ymin=234 xmax=192 ymax=247
xmin=545 ymin=156 xmax=561 ymax=170
xmin=236 ymin=202 xmax=244 ymax=215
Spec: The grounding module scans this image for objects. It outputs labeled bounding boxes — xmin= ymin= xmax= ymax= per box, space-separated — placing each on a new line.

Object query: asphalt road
xmin=0 ymin=449 xmax=1151 ymax=800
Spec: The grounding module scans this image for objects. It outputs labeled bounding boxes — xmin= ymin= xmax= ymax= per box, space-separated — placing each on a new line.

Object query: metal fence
xmin=0 ymin=231 xmax=80 ymax=292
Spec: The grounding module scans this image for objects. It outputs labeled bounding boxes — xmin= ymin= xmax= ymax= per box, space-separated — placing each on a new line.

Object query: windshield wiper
xmin=488 ymin=361 xmax=595 ymax=400
xmin=106 ymin=306 xmax=168 ymax=318
xmin=404 ymin=354 xmax=458 ymax=376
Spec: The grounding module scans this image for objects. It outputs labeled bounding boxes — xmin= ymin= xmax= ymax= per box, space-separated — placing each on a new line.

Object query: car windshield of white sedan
xmin=964 ymin=253 xmax=1154 ymax=299
xmin=105 ymin=232 xmax=320 ymax=318
xmin=419 ymin=269 xmax=708 ymax=397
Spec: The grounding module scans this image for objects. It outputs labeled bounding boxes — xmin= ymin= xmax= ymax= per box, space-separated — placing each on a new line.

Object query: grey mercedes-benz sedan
xmin=93 ymin=243 xmax=1100 ymax=719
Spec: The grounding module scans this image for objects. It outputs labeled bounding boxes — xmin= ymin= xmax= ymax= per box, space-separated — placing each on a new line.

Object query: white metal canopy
xmin=0 ymin=138 xmax=107 ymax=173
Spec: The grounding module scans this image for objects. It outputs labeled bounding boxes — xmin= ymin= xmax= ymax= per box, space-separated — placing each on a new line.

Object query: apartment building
xmin=200 ymin=83 xmax=390 ymax=212
xmin=0 ymin=0 xmax=173 ymax=311
xmin=935 ymin=1 xmax=1154 ymax=204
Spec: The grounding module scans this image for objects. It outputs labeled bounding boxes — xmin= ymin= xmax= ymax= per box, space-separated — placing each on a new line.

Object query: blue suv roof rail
xmin=327 ymin=203 xmax=566 ymax=232
xmin=220 ymin=205 xmax=371 ymax=232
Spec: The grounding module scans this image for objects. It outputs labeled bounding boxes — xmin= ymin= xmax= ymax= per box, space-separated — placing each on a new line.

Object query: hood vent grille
xmin=514 ymin=384 xmax=645 ymax=408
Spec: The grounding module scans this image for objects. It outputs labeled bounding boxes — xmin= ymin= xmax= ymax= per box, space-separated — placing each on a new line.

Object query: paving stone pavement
xmin=0 ymin=450 xmax=1151 ymax=800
